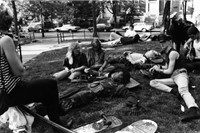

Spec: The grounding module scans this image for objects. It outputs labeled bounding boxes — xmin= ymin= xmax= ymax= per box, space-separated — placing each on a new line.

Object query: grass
xmin=1 ymin=40 xmax=200 ymax=133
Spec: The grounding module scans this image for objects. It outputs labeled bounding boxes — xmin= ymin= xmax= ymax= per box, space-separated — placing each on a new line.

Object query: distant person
xmin=101 ymin=24 xmax=142 ymax=47
xmin=53 ymin=42 xmax=88 ymax=81
xmin=0 ymin=3 xmax=68 ymax=133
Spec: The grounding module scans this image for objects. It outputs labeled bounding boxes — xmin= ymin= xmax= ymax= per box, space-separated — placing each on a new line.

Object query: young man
xmin=60 ymin=67 xmax=140 ymax=113
xmin=101 ymin=24 xmax=141 ymax=47
xmin=149 ymin=45 xmax=200 ymax=123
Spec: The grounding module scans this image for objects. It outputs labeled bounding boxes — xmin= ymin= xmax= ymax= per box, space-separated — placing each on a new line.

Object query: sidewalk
xmin=21 ymin=37 xmax=91 ymax=63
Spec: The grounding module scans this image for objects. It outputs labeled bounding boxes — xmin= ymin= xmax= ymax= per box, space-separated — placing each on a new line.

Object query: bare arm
xmin=149 ymin=51 xmax=178 ymax=75
xmin=1 ymin=36 xmax=25 ymax=76
xmin=72 ymin=66 xmax=87 ymax=72
xmin=162 ymin=51 xmax=178 ymax=75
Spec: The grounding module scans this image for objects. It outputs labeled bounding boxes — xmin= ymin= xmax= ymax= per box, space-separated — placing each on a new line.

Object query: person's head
xmin=68 ymin=42 xmax=81 ymax=55
xmin=129 ymin=24 xmax=134 ymax=30
xmin=144 ymin=50 xmax=161 ymax=60
xmin=170 ymin=12 xmax=183 ymax=24
xmin=187 ymin=26 xmax=200 ymax=40
xmin=160 ymin=45 xmax=173 ymax=56
xmin=91 ymin=38 xmax=102 ymax=52
xmin=0 ymin=2 xmax=13 ymax=31
xmin=158 ymin=34 xmax=167 ymax=43
xmin=108 ymin=67 xmax=130 ymax=84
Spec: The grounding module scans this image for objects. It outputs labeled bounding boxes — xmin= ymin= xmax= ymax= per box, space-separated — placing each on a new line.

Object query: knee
xmin=179 ymin=87 xmax=189 ymax=96
xmin=150 ymin=79 xmax=158 ymax=87
xmin=69 ymin=72 xmax=81 ymax=80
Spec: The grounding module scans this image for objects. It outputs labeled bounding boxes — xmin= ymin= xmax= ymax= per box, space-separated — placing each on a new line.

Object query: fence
xmin=56 ymin=29 xmax=115 ymax=44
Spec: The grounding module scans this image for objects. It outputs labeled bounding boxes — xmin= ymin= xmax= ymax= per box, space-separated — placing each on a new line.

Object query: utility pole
xmin=12 ymin=0 xmax=22 ymax=62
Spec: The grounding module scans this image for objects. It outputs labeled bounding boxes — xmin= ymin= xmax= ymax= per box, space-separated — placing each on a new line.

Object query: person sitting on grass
xmin=53 ymin=42 xmax=88 ymax=81
xmin=84 ymin=38 xmax=106 ymax=77
xmin=0 ymin=3 xmax=71 ymax=133
xmin=149 ymin=45 xmax=200 ymax=123
xmin=60 ymin=67 xmax=141 ymax=115
xmin=101 ymin=24 xmax=142 ymax=47
xmin=183 ymin=26 xmax=200 ymax=72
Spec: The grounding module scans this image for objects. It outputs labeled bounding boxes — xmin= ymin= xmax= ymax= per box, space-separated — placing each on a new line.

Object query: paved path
xmin=21 ymin=38 xmax=91 ymax=63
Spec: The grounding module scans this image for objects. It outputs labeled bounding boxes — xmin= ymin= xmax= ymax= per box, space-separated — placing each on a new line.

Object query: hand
xmin=184 ymin=44 xmax=189 ymax=49
xmin=149 ymin=65 xmax=160 ymax=72
xmin=84 ymin=68 xmax=90 ymax=73
xmin=70 ymin=68 xmax=75 ymax=73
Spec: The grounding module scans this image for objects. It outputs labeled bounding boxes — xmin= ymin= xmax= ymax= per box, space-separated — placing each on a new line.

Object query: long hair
xmin=87 ymin=38 xmax=103 ymax=66
xmin=0 ymin=2 xmax=13 ymax=31
xmin=66 ymin=42 xmax=80 ymax=65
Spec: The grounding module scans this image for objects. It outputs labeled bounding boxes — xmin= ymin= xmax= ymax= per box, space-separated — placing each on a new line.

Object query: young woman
xmin=84 ymin=38 xmax=105 ymax=77
xmin=0 ymin=4 xmax=67 ymax=133
xmin=53 ymin=42 xmax=88 ymax=81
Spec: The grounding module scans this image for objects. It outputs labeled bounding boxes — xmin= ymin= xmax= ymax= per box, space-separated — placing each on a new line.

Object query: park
xmin=1 ymin=0 xmax=200 ymax=133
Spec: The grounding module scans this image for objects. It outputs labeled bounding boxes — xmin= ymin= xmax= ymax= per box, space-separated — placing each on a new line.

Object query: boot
xmin=182 ymin=106 xmax=200 ymax=123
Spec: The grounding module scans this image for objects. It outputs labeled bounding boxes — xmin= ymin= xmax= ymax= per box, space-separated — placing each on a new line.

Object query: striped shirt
xmin=0 ymin=36 xmax=20 ymax=94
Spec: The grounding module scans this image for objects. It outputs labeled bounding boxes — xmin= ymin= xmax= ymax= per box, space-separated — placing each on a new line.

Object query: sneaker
xmin=182 ymin=107 xmax=200 ymax=123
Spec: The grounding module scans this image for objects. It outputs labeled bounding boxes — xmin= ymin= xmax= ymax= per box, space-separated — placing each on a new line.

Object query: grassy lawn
xmin=1 ymin=40 xmax=200 ymax=133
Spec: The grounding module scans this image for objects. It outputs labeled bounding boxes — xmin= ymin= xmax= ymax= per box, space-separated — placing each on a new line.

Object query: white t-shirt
xmin=124 ymin=29 xmax=137 ymax=37
xmin=125 ymin=53 xmax=146 ymax=64
xmin=193 ymin=40 xmax=200 ymax=58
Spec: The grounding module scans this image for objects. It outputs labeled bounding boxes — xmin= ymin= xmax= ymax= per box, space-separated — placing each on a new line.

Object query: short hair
xmin=0 ymin=3 xmax=13 ymax=31
xmin=129 ymin=23 xmax=134 ymax=29
xmin=187 ymin=26 xmax=199 ymax=36
xmin=108 ymin=67 xmax=130 ymax=84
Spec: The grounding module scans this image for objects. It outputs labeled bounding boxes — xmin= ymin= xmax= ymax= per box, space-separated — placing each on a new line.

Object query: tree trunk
xmin=40 ymin=1 xmax=45 ymax=37
xmin=162 ymin=0 xmax=170 ymax=34
xmin=183 ymin=0 xmax=187 ymax=23
xmin=92 ymin=1 xmax=98 ymax=37
xmin=113 ymin=1 xmax=117 ymax=28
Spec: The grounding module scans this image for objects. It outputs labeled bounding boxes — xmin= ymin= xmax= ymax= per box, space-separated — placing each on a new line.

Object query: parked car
xmin=27 ymin=21 xmax=55 ymax=32
xmin=54 ymin=24 xmax=80 ymax=32
xmin=88 ymin=23 xmax=112 ymax=32
xmin=122 ymin=22 xmax=154 ymax=32
xmin=27 ymin=22 xmax=42 ymax=32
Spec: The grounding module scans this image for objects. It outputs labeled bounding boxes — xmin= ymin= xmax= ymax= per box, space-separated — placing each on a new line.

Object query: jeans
xmin=150 ymin=69 xmax=198 ymax=109
xmin=7 ymin=79 xmax=61 ymax=124
xmin=109 ymin=32 xmax=122 ymax=40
